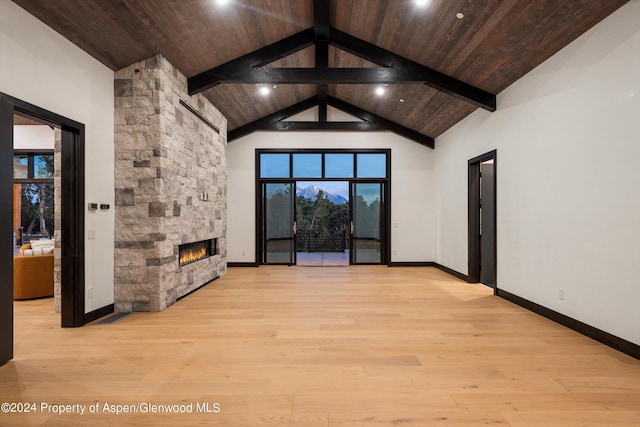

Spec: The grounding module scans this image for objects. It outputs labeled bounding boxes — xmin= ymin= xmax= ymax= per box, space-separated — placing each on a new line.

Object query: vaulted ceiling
xmin=12 ymin=0 xmax=629 ymax=147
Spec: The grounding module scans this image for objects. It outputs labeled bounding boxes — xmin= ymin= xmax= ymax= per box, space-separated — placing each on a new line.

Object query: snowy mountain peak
xmin=296 ymin=184 xmax=348 ymax=205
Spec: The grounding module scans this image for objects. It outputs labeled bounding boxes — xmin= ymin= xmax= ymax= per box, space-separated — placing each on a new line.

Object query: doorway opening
xmin=468 ymin=150 xmax=497 ymax=292
xmin=296 ymin=181 xmax=350 ymax=266
xmin=13 ymin=114 xmax=56 ymax=304
xmin=1 ymin=93 xmax=86 ymax=366
xmin=257 ymin=150 xmax=390 ymax=266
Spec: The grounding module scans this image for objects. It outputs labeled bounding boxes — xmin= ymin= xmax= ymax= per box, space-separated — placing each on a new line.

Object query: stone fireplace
xmin=114 ymin=54 xmax=226 ymax=312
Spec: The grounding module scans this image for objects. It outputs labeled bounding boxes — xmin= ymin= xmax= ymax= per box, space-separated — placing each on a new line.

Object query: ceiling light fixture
xmin=399 ymin=98 xmax=405 ymax=103
xmin=456 ymin=12 xmax=465 ymax=19
xmin=214 ymin=0 xmax=230 ymax=7
xmin=414 ymin=0 xmax=430 ymax=7
xmin=375 ymin=86 xmax=386 ymax=96
xmin=258 ymin=86 xmax=271 ymax=96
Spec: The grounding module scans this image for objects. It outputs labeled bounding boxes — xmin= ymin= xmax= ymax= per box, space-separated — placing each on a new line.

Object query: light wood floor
xmin=2 ymin=266 xmax=639 ymax=426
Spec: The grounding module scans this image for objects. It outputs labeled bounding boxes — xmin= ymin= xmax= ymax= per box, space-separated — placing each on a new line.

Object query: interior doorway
xmin=468 ymin=150 xmax=497 ymax=291
xmin=1 ymin=92 xmax=86 ymax=366
xmin=13 ymin=115 xmax=55 ymax=254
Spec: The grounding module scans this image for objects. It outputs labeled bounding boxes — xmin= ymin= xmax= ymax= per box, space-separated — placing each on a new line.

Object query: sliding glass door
xmin=351 ymin=182 xmax=384 ymax=264
xmin=257 ymin=150 xmax=389 ymax=266
xmin=262 ymin=182 xmax=295 ymax=264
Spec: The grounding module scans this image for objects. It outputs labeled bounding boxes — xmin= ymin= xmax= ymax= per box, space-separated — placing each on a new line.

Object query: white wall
xmin=227 ymin=126 xmax=435 ymax=264
xmin=1 ymin=0 xmax=115 ymax=312
xmin=287 ymin=106 xmax=364 ymax=122
xmin=434 ymin=1 xmax=640 ymax=345
xmin=13 ymin=125 xmax=55 ymax=150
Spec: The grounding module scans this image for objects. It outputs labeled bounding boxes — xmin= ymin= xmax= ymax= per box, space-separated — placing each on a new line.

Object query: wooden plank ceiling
xmin=12 ymin=0 xmax=629 ymax=146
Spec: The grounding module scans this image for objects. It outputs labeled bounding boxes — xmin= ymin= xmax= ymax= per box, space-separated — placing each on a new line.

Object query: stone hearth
xmin=114 ymin=54 xmax=226 ymax=312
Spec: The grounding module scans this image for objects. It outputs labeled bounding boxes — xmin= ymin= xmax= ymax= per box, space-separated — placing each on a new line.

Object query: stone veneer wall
xmin=114 ymin=54 xmax=227 ymax=312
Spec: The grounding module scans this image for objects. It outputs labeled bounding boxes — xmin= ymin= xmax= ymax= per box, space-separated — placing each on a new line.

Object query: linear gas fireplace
xmin=178 ymin=239 xmax=217 ymax=267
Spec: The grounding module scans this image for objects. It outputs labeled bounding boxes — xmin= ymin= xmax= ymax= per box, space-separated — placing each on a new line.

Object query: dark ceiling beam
xmin=328 ymin=96 xmax=434 ymax=148
xmin=188 ymin=27 xmax=315 ymax=94
xmin=228 ymin=94 xmax=435 ymax=148
xmin=314 ymin=0 xmax=330 ymax=123
xmin=227 ymin=96 xmax=318 ymax=142
xmin=192 ymin=64 xmax=495 ymax=113
xmin=328 ymin=27 xmax=496 ymax=111
xmin=266 ymin=121 xmax=382 ymax=132
xmin=188 ymin=10 xmax=495 ymax=111
xmin=313 ymin=0 xmax=330 ymax=40
xmin=188 ymin=33 xmax=494 ymax=111
xmin=192 ymin=67 xmax=469 ymax=84
xmin=317 ymin=85 xmax=328 ymax=123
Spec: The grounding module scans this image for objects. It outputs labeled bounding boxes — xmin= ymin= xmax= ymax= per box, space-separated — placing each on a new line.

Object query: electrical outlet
xmin=558 ymin=288 xmax=564 ymax=300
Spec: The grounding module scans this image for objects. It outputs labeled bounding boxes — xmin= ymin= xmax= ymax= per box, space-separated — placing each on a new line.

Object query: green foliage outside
xmin=296 ymin=189 xmax=349 ymax=253
xmin=265 ymin=185 xmax=381 ymax=254
xmin=296 ymin=189 xmax=349 ymax=235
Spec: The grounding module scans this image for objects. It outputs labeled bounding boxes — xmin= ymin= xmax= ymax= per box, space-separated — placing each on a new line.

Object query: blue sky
xmin=261 ymin=152 xmax=386 ymax=180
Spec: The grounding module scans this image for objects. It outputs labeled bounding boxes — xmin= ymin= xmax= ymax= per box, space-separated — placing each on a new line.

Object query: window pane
xmin=14 ymin=155 xmax=28 ymax=179
xmin=324 ymin=153 xmax=354 ymax=178
xmin=264 ymin=183 xmax=294 ymax=264
xmin=18 ymin=183 xmax=55 ymax=240
xmin=34 ymin=155 xmax=54 ymax=179
xmin=352 ymin=183 xmax=382 ymax=263
xmin=356 ymin=153 xmax=387 ymax=178
xmin=260 ymin=153 xmax=290 ymax=178
xmin=293 ymin=153 xmax=322 ymax=178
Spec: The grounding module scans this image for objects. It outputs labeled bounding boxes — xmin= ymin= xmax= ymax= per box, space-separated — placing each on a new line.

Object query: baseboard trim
xmin=497 ymin=289 xmax=640 ymax=361
xmin=388 ymin=262 xmax=435 ymax=267
xmin=433 ymin=263 xmax=469 ymax=282
xmin=83 ymin=304 xmax=114 ymax=325
xmin=227 ymin=262 xmax=259 ymax=267
xmin=387 ymin=262 xmax=469 ymax=282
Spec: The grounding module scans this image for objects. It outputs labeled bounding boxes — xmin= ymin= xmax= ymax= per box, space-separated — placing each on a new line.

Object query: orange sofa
xmin=14 ymin=243 xmax=54 ymax=300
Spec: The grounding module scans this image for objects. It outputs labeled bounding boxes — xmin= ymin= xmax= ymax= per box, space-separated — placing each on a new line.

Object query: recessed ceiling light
xmin=399 ymin=98 xmax=405 ymax=103
xmin=375 ymin=86 xmax=386 ymax=96
xmin=258 ymin=86 xmax=271 ymax=96
xmin=456 ymin=12 xmax=464 ymax=19
xmin=414 ymin=0 xmax=430 ymax=7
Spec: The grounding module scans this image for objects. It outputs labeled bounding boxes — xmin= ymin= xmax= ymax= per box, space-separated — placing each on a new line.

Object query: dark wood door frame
xmin=468 ymin=150 xmax=497 ymax=293
xmin=0 ymin=96 xmax=14 ymax=365
xmin=1 ymin=92 xmax=86 ymax=365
